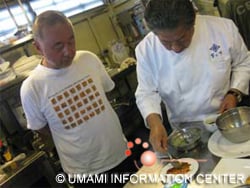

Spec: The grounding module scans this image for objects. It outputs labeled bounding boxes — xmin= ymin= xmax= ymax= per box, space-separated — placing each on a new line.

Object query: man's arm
xmin=146 ymin=113 xmax=168 ymax=153
xmin=36 ymin=125 xmax=55 ymax=152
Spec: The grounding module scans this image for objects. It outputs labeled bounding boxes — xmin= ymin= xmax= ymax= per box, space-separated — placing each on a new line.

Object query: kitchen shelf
xmin=0 ymin=34 xmax=33 ymax=56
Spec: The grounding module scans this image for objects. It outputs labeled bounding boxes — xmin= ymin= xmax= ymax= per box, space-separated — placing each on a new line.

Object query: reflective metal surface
xmin=216 ymin=106 xmax=250 ymax=143
xmin=168 ymin=127 xmax=202 ymax=152
xmin=168 ymin=122 xmax=220 ymax=174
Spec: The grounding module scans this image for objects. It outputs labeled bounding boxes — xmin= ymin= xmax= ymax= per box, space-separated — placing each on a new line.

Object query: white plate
xmin=189 ymin=158 xmax=250 ymax=188
xmin=208 ymin=130 xmax=250 ymax=158
xmin=211 ymin=158 xmax=250 ymax=188
xmin=160 ymin=158 xmax=199 ymax=183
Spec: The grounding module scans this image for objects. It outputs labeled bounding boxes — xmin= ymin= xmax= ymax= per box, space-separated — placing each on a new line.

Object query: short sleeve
xmin=20 ymin=79 xmax=47 ymax=130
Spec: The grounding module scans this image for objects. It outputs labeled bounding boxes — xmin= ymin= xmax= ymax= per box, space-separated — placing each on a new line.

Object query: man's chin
xmin=172 ymin=47 xmax=187 ymax=54
xmin=62 ymin=60 xmax=73 ymax=67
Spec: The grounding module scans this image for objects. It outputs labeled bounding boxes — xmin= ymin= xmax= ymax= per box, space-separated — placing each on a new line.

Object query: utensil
xmin=172 ymin=123 xmax=194 ymax=144
xmin=216 ymin=106 xmax=250 ymax=143
xmin=165 ymin=151 xmax=183 ymax=169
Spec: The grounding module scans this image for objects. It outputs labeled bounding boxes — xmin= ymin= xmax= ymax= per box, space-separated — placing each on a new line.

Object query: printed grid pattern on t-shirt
xmin=49 ymin=76 xmax=105 ymax=129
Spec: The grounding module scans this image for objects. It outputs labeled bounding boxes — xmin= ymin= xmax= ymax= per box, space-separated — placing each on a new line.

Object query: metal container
xmin=216 ymin=106 xmax=250 ymax=143
xmin=168 ymin=127 xmax=202 ymax=151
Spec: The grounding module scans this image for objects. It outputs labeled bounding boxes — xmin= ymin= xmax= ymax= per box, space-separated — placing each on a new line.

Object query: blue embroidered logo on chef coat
xmin=209 ymin=43 xmax=222 ymax=58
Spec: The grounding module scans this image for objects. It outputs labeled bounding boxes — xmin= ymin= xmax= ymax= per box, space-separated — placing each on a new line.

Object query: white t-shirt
xmin=21 ymin=51 xmax=127 ymax=174
xmin=135 ymin=15 xmax=250 ymax=124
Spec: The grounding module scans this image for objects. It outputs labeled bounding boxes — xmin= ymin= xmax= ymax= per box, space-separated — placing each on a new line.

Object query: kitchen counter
xmin=124 ymin=122 xmax=250 ymax=188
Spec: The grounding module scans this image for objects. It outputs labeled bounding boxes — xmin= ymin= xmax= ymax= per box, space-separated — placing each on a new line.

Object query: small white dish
xmin=203 ymin=114 xmax=220 ymax=132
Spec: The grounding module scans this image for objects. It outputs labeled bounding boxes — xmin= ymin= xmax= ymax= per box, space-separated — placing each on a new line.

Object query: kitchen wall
xmin=2 ymin=0 xmax=222 ymax=65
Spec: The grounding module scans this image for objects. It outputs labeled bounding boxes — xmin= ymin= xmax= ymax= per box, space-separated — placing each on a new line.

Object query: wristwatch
xmin=226 ymin=90 xmax=243 ymax=103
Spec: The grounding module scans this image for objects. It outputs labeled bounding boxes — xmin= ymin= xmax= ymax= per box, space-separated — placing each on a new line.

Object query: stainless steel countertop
xmin=125 ymin=123 xmax=223 ymax=188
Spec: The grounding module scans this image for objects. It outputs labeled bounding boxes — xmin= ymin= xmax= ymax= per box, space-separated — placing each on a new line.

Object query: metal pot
xmin=216 ymin=106 xmax=250 ymax=143
xmin=168 ymin=127 xmax=202 ymax=151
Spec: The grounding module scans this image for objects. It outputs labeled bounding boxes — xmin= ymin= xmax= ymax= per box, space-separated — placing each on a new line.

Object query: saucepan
xmin=216 ymin=106 xmax=250 ymax=143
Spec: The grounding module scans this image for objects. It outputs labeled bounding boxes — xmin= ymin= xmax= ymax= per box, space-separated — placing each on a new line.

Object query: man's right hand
xmin=146 ymin=114 xmax=168 ymax=153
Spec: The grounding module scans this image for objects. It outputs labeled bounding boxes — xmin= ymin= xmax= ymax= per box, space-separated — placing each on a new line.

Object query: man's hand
xmin=37 ymin=125 xmax=55 ymax=152
xmin=219 ymin=94 xmax=237 ymax=113
xmin=146 ymin=114 xmax=168 ymax=153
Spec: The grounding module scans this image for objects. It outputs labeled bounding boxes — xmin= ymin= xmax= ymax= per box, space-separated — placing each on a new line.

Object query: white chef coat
xmin=135 ymin=15 xmax=250 ymax=125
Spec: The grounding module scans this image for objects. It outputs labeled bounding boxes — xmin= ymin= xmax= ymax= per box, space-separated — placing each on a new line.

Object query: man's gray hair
xmin=32 ymin=10 xmax=73 ymax=40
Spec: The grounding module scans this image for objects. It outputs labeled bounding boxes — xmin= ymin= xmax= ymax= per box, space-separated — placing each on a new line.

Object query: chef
xmin=135 ymin=0 xmax=250 ymax=153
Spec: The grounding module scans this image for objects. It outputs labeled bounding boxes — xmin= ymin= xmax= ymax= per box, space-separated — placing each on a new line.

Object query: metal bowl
xmin=168 ymin=127 xmax=202 ymax=151
xmin=216 ymin=106 xmax=250 ymax=143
